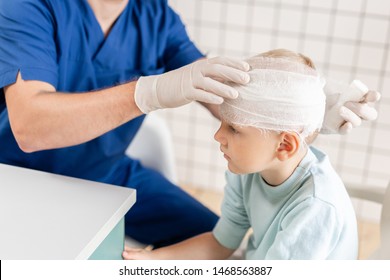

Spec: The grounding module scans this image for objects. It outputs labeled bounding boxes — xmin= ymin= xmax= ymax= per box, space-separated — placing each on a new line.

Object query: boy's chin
xmin=227 ymin=164 xmax=244 ymax=175
xmin=228 ymin=163 xmax=260 ymax=175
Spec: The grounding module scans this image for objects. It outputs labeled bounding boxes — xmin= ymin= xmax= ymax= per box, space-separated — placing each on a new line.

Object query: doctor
xmin=0 ymin=0 xmax=379 ymax=248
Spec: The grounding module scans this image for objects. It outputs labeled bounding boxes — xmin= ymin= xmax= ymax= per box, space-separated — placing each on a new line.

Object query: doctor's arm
xmin=5 ymin=72 xmax=142 ymax=153
xmin=5 ymin=57 xmax=250 ymax=153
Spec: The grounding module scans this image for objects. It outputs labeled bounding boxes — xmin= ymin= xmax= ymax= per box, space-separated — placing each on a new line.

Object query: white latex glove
xmin=321 ymin=79 xmax=381 ymax=134
xmin=134 ymin=57 xmax=250 ymax=113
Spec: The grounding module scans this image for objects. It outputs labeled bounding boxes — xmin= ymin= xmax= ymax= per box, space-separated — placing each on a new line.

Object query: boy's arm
xmin=122 ymin=232 xmax=234 ymax=260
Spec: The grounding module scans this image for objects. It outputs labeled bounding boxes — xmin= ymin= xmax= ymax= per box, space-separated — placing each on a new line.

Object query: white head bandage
xmin=220 ymin=56 xmax=326 ymax=138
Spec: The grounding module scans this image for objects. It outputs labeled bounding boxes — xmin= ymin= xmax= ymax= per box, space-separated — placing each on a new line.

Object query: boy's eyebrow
xmin=228 ymin=122 xmax=241 ymax=130
xmin=225 ymin=121 xmax=236 ymax=127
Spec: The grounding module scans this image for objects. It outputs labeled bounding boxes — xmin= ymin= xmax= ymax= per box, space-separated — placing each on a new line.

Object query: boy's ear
xmin=276 ymin=132 xmax=300 ymax=161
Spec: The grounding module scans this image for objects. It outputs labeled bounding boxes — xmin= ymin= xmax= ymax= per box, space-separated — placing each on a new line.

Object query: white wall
xmin=157 ymin=0 xmax=390 ymax=222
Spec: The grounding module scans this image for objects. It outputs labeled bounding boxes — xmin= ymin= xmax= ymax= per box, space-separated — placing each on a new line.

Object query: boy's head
xmin=215 ymin=49 xmax=326 ymax=176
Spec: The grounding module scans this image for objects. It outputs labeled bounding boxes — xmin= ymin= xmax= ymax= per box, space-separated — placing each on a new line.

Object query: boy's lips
xmin=220 ymin=148 xmax=231 ymax=160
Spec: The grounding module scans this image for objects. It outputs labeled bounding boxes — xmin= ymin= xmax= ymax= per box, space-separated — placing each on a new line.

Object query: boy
xmin=122 ymin=49 xmax=358 ymax=260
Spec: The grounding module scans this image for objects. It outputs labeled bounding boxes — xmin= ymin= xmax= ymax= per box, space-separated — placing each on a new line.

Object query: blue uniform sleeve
xmin=162 ymin=3 xmax=204 ymax=71
xmin=0 ymin=0 xmax=58 ymax=90
xmin=213 ymin=172 xmax=250 ymax=250
xmin=265 ymin=198 xmax=342 ymax=260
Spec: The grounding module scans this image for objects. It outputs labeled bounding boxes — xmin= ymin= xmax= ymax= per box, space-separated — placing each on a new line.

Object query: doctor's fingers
xmin=338 ymin=122 xmax=353 ymax=135
xmin=208 ymin=56 xmax=250 ymax=72
xmin=201 ymin=62 xmax=250 ymax=85
xmin=194 ymin=76 xmax=240 ymax=100
xmin=362 ymin=90 xmax=381 ymax=103
xmin=188 ymin=88 xmax=225 ymax=104
xmin=344 ymin=102 xmax=378 ymax=121
xmin=339 ymin=106 xmax=362 ymax=128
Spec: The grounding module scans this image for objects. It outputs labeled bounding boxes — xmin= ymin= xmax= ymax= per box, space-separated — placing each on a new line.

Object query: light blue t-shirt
xmin=213 ymin=146 xmax=358 ymax=259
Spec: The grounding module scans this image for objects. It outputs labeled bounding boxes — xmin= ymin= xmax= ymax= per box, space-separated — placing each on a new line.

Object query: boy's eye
xmin=229 ymin=125 xmax=238 ymax=134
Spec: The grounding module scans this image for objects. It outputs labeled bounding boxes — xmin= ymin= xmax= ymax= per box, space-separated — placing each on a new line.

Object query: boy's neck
xmin=260 ymin=148 xmax=307 ymax=186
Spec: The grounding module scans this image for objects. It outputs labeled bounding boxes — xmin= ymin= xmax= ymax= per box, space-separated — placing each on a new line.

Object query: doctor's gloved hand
xmin=134 ymin=57 xmax=250 ymax=113
xmin=321 ymin=79 xmax=381 ymax=134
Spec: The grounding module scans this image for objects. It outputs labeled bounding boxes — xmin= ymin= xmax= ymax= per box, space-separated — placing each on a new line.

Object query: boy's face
xmin=214 ymin=120 xmax=280 ymax=174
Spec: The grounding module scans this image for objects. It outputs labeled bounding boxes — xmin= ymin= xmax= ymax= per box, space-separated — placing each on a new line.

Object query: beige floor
xmin=181 ymin=185 xmax=381 ymax=260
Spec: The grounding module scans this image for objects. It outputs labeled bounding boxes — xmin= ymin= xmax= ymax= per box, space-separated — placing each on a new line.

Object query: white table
xmin=0 ymin=163 xmax=136 ymax=259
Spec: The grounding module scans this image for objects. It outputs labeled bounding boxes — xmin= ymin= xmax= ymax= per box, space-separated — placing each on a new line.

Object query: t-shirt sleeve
xmin=265 ymin=198 xmax=342 ymax=260
xmin=213 ymin=172 xmax=251 ymax=250
xmin=0 ymin=0 xmax=58 ymax=90
xmin=161 ymin=3 xmax=204 ymax=71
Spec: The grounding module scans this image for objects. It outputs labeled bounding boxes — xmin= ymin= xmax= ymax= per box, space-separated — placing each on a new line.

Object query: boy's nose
xmin=214 ymin=126 xmax=226 ymax=145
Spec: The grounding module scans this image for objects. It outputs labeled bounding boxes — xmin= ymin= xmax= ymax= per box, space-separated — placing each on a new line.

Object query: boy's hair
xmin=258 ymin=49 xmax=316 ymax=70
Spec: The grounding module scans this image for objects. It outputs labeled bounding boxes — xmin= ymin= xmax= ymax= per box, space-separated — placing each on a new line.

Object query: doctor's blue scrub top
xmin=0 ymin=0 xmax=203 ymax=183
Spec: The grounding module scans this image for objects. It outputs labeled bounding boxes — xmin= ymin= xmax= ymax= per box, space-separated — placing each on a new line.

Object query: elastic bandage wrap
xmin=220 ymin=56 xmax=326 ymax=138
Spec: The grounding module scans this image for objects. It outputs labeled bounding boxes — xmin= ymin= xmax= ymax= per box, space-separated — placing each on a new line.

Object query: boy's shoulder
xmin=307 ymin=146 xmax=343 ymax=186
xmin=303 ymin=146 xmax=349 ymax=206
